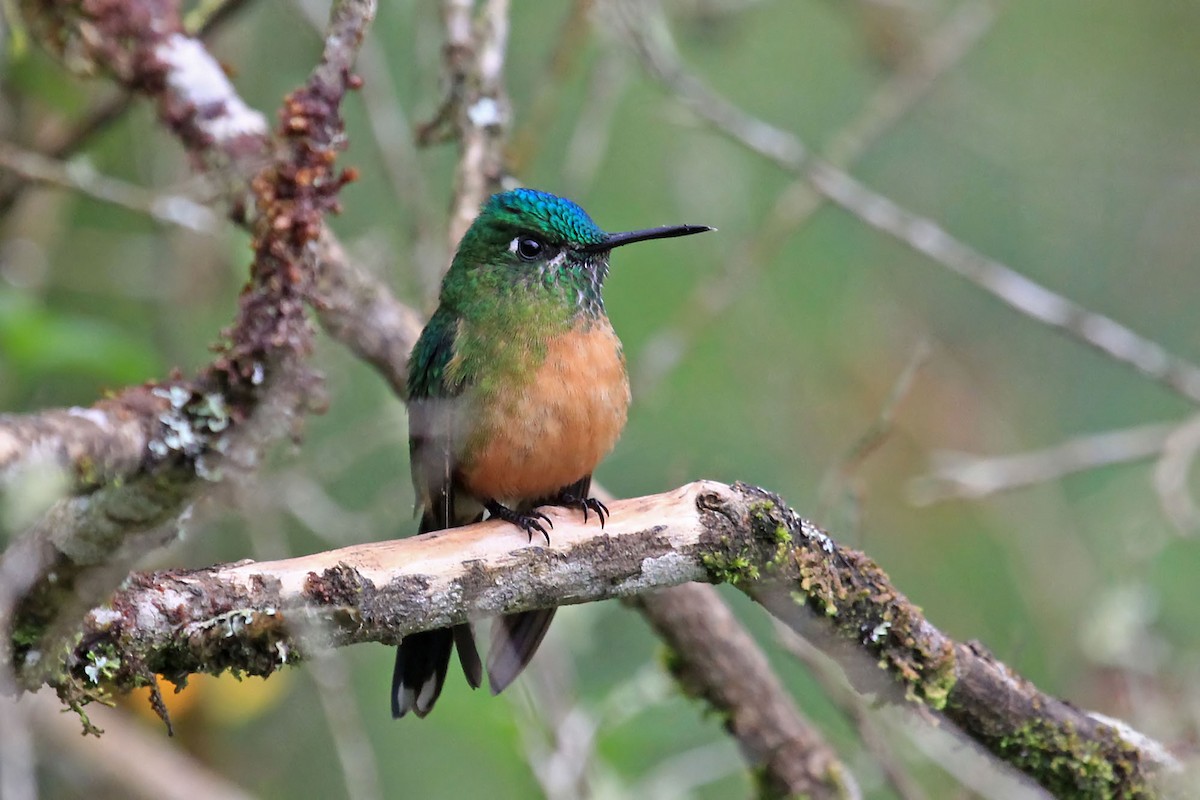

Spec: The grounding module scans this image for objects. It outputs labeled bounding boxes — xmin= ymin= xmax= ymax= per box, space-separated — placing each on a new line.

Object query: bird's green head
xmin=441 ymin=188 xmax=711 ymax=317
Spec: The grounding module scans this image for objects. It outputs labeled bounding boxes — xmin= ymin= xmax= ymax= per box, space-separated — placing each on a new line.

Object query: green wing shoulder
xmin=407 ymin=310 xmax=463 ymax=400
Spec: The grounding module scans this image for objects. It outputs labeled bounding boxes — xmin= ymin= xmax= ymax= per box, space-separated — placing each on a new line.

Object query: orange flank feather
xmin=461 ymin=318 xmax=630 ymax=502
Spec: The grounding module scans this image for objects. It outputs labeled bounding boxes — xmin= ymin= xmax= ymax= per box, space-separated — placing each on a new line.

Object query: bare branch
xmin=632 ymin=0 xmax=1000 ymax=394
xmin=433 ymin=0 xmax=514 ymax=250
xmin=611 ymin=0 xmax=1200 ymax=407
xmin=29 ymin=480 xmax=1173 ymax=797
xmin=1153 ymin=413 xmax=1200 ymax=533
xmin=3 ymin=0 xmax=376 ymax=705
xmin=909 ymin=420 xmax=1178 ymax=505
xmin=819 ymin=341 xmax=930 ymax=530
xmin=0 ymin=140 xmax=219 ymax=233
xmin=633 ymin=583 xmax=858 ymax=799
xmin=0 ymin=399 xmax=162 ymax=490
xmin=0 ymin=0 xmax=255 ymax=216
xmin=310 ymin=231 xmax=425 ymax=399
xmin=509 ymin=0 xmax=597 ymax=175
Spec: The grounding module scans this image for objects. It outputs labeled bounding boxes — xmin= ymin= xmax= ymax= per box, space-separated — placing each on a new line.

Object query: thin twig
xmin=613 ymin=0 xmax=1200 ymax=407
xmin=630 ymin=0 xmax=1001 ymax=394
xmin=0 ymin=140 xmax=220 ymax=233
xmin=909 ymin=420 xmax=1178 ymax=505
xmin=0 ymin=0 xmax=256 ymax=216
xmin=508 ymin=641 xmax=600 ymax=800
xmin=295 ymin=0 xmax=446 ymax=302
xmin=443 ymin=0 xmax=513 ymax=251
xmin=1152 ymin=413 xmax=1200 ymax=534
xmin=560 ymin=52 xmax=630 ymax=196
xmin=627 ymin=740 xmax=745 ymax=799
xmin=508 ymin=0 xmax=596 ymax=174
xmin=819 ymin=340 xmax=930 ymax=531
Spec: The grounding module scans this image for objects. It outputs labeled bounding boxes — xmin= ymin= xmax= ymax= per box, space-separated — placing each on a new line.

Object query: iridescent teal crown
xmin=484 ymin=189 xmax=607 ymax=247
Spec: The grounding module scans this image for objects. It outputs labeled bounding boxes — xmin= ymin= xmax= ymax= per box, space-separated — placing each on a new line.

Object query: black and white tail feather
xmin=390 ymin=494 xmax=564 ymax=719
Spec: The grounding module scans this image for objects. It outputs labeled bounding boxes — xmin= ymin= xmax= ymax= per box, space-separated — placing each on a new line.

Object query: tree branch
xmin=0 ymin=140 xmax=220 ymax=233
xmin=633 ymin=583 xmax=856 ymax=799
xmin=3 ymin=0 xmax=376 ymax=703
xmin=430 ymin=0 xmax=513 ymax=250
xmin=0 ymin=0 xmax=255 ymax=216
xmin=909 ymin=420 xmax=1180 ymax=505
xmin=609 ymin=0 xmax=1200 ymax=407
xmin=37 ymin=480 xmax=1175 ymax=798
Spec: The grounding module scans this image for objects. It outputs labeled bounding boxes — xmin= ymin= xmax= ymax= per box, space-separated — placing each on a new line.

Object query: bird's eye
xmin=515 ymin=237 xmax=544 ymax=261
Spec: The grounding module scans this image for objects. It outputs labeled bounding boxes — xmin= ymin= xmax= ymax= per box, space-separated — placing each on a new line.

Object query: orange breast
xmin=461 ymin=318 xmax=630 ymax=502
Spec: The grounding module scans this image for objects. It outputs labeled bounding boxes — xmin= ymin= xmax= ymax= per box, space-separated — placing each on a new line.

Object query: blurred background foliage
xmin=3 ymin=0 xmax=1200 ymax=797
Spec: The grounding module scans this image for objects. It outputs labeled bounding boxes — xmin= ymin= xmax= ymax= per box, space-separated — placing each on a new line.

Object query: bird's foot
xmin=486 ymin=500 xmax=553 ymax=544
xmin=552 ymin=489 xmax=609 ymax=528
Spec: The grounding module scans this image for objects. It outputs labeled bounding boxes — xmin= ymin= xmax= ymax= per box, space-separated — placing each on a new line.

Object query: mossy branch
xmin=16 ymin=479 xmax=1176 ymax=798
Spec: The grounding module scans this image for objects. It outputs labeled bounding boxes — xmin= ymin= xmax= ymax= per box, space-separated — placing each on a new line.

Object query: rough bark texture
xmin=2 ymin=0 xmax=375 ymax=720
xmin=24 ymin=480 xmax=1173 ymax=798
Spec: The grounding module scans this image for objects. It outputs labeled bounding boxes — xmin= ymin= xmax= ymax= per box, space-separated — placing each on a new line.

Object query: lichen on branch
xmin=30 ymin=480 xmax=1175 ymax=797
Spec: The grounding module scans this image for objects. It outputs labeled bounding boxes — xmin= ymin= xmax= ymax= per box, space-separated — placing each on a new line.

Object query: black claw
xmin=583 ymin=497 xmax=609 ymax=528
xmin=524 ymin=511 xmax=553 ymax=544
xmin=549 ymin=489 xmax=610 ymax=529
xmin=487 ymin=501 xmax=553 ymax=545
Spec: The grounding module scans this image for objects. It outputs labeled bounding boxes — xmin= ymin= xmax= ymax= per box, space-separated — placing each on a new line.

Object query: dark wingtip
xmin=487 ymin=609 xmax=558 ymax=695
xmin=454 ymin=623 xmax=483 ymax=690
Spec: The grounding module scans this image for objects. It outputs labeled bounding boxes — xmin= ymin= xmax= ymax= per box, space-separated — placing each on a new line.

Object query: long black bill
xmin=581 ymin=224 xmax=714 ymax=253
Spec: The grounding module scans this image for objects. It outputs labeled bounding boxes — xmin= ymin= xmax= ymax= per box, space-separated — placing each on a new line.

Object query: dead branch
xmin=0 ymin=140 xmax=219 ymax=232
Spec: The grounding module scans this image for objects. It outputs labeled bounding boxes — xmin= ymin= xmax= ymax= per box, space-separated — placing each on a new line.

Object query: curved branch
xmin=45 ymin=480 xmax=1175 ymax=798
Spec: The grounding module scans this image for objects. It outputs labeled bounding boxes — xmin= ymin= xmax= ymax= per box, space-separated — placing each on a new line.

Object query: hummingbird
xmin=392 ymin=188 xmax=712 ymax=718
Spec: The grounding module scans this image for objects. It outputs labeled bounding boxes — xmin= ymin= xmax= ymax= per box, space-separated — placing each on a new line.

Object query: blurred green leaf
xmin=0 ymin=292 xmax=161 ymax=389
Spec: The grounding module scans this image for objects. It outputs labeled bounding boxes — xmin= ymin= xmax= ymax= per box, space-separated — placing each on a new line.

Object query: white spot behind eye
xmin=508 ymin=238 xmax=520 ymax=254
